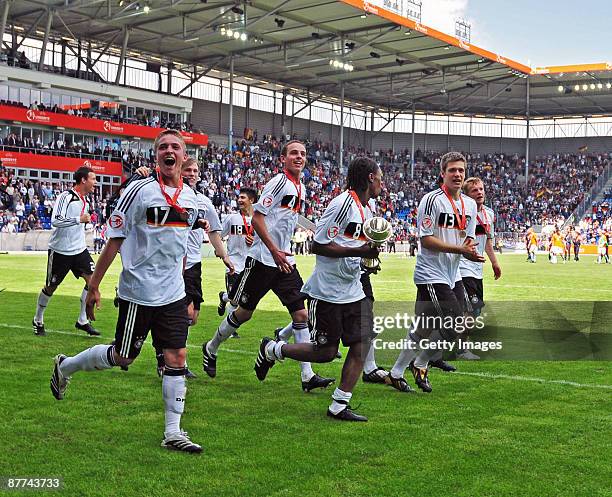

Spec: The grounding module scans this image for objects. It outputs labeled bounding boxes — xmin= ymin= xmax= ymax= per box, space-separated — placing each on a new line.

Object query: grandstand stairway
xmin=565 ymin=162 xmax=612 ymax=226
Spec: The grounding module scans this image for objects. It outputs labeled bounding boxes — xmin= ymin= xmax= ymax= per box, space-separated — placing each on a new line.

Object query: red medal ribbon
xmin=476 ymin=206 xmax=490 ymax=234
xmin=241 ymin=212 xmax=253 ymax=237
xmin=441 ymin=185 xmax=466 ymax=231
xmin=348 ymin=190 xmax=365 ymax=223
xmin=284 ymin=172 xmax=302 ymax=212
xmin=73 ymin=188 xmax=87 ymax=215
xmin=156 ymin=166 xmax=186 ymax=214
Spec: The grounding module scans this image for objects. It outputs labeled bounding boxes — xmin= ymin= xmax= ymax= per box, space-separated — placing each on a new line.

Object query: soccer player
xmin=563 ymin=228 xmax=573 ymax=262
xmin=527 ymin=228 xmax=538 ymax=263
xmin=573 ymin=230 xmax=582 ymax=261
xmin=254 ymin=157 xmax=382 ymax=421
xmin=457 ymin=177 xmax=502 ymax=360
xmin=387 ymin=152 xmax=483 ymax=393
xmin=596 ymin=230 xmax=607 ymax=264
xmin=550 ymin=228 xmax=564 ymax=264
xmin=33 ymin=166 xmax=100 ymax=337
xmin=134 ymin=158 xmax=234 ymax=377
xmin=201 ymin=140 xmax=333 ymax=392
xmin=50 ymin=130 xmax=203 ymax=453
xmin=217 ymin=187 xmax=258 ymax=318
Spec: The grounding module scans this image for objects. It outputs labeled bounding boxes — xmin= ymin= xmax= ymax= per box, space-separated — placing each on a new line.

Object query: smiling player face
xmin=281 ymin=142 xmax=306 ymax=180
xmin=156 ymin=134 xmax=187 ymax=182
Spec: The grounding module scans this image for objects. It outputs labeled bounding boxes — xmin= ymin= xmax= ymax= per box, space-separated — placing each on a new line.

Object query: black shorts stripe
xmin=116 ymin=177 xmax=155 ymax=212
xmin=334 ymin=195 xmax=353 ymax=224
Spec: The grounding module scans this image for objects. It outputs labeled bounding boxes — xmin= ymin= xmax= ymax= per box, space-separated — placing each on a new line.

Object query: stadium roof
xmin=5 ymin=0 xmax=612 ymax=117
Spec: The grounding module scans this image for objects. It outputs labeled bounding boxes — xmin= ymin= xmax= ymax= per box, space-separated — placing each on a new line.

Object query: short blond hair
xmin=182 ymin=157 xmax=198 ymax=170
xmin=154 ymin=129 xmax=186 ymax=152
xmin=462 ymin=176 xmax=483 ymax=194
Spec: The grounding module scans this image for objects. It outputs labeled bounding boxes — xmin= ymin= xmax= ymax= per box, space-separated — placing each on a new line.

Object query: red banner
xmin=0 ymin=104 xmax=208 ymax=146
xmin=0 ymin=151 xmax=122 ymax=176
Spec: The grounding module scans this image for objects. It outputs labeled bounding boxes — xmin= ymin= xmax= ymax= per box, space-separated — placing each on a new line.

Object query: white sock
xmin=277 ymin=322 xmax=294 ymax=341
xmin=60 ymin=344 xmax=116 ymax=376
xmin=390 ymin=336 xmax=418 ymax=378
xmin=207 ymin=312 xmax=240 ymax=355
xmin=265 ymin=340 xmax=286 ymax=361
xmin=222 ymin=291 xmax=229 ymax=303
xmin=227 ymin=303 xmax=237 ymax=315
xmin=363 ymin=341 xmax=378 ymax=374
xmin=35 ymin=290 xmax=51 ymax=323
xmin=414 ymin=331 xmax=445 ymax=369
xmin=163 ymin=369 xmax=186 ymax=437
xmin=77 ymin=287 xmax=88 ymax=325
xmin=329 ymin=388 xmax=352 ymax=415
xmin=293 ymin=322 xmax=315 ymax=382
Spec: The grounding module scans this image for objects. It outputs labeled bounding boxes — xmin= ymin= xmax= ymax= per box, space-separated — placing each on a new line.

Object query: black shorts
xmin=46 ymin=248 xmax=94 ymax=287
xmin=225 ymin=271 xmax=241 ymax=295
xmin=461 ymin=277 xmax=484 ymax=314
xmin=183 ymin=263 xmax=203 ymax=310
xmin=414 ymin=283 xmax=464 ymax=339
xmin=114 ymin=297 xmax=190 ymax=359
xmin=230 ymin=256 xmax=305 ymax=313
xmin=309 ymin=296 xmax=374 ymax=347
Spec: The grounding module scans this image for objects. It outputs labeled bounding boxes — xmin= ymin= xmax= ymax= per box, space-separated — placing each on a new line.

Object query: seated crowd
xmin=1 ymin=132 xmax=610 ymax=242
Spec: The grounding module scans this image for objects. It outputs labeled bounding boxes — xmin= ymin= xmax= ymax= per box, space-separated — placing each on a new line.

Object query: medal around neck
xmin=361 ymin=217 xmax=392 ymax=270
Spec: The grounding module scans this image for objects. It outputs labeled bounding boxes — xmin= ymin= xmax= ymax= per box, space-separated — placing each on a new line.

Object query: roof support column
xmin=370 ymin=110 xmax=374 ymax=152
xmin=272 ymin=90 xmax=276 ymax=137
xmin=167 ymin=62 xmax=173 ymax=94
xmin=525 ymin=76 xmax=530 ymax=185
xmin=411 ymin=102 xmax=415 ymax=180
xmin=447 ymin=93 xmax=451 ymax=151
xmin=228 ymin=55 xmax=234 ymax=150
xmin=245 ymin=84 xmax=250 ymax=129
xmin=281 ymin=89 xmax=287 ymax=137
xmin=307 ymin=90 xmax=312 ymax=139
xmin=499 ymin=119 xmax=503 ymax=154
xmin=60 ymin=41 xmax=66 ymax=75
xmin=339 ymin=82 xmax=345 ymax=171
xmin=468 ymin=115 xmax=472 ymax=154
xmin=0 ymin=1 xmax=10 ymax=54
xmin=424 ymin=113 xmax=428 ymax=153
xmin=217 ymin=79 xmax=222 ymax=135
xmin=115 ymin=26 xmax=129 ymax=85
xmin=38 ymin=10 xmax=53 ymax=71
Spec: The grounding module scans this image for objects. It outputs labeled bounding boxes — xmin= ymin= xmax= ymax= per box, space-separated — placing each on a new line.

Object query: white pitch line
xmin=453 ymin=371 xmax=612 ymax=390
xmin=3 ymin=323 xmax=611 ymax=391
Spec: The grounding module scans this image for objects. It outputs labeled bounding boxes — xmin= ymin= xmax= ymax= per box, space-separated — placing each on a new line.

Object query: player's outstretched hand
xmin=360 ymin=243 xmax=380 ymax=260
xmin=135 ymin=166 xmax=150 ymax=177
xmin=86 ymin=286 xmax=101 ymax=321
xmin=272 ymin=249 xmax=294 ymax=274
xmin=461 ymin=238 xmax=485 ymax=263
xmin=492 ymin=261 xmax=502 ymax=279
xmin=197 ymin=219 xmax=210 ymax=231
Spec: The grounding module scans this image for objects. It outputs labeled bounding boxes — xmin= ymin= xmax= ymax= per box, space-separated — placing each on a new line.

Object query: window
xmin=40 ymin=171 xmax=49 ymax=178
xmin=30 ymin=170 xmax=39 ymax=178
xmin=0 ymin=84 xmax=8 ymax=101
xmin=51 ymin=172 xmax=60 ymax=179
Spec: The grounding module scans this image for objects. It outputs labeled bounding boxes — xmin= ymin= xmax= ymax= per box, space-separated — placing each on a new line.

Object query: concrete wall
xmin=191 ymin=98 xmax=612 ymax=155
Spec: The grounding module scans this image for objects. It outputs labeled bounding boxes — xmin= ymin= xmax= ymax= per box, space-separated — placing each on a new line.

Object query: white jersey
xmin=221 ymin=211 xmax=253 ymax=273
xmin=106 ymin=177 xmax=198 ymax=306
xmin=248 ymin=173 xmax=304 ymax=268
xmin=48 ymin=189 xmax=89 ymax=255
xmin=185 ymin=191 xmax=222 ymax=270
xmin=460 ymin=205 xmax=495 ymax=280
xmin=413 ymin=188 xmax=478 ymax=288
xmin=302 ymin=191 xmax=372 ymax=304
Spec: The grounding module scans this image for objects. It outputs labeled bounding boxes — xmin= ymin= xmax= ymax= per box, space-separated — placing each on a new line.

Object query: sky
xmin=419 ymin=0 xmax=611 ymax=67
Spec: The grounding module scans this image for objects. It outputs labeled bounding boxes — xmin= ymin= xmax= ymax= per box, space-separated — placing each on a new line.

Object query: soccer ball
xmin=363 ymin=217 xmax=392 ymax=244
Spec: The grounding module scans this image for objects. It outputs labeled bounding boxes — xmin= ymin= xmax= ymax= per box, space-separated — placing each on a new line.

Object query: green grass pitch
xmin=0 ymin=252 xmax=610 ymax=497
